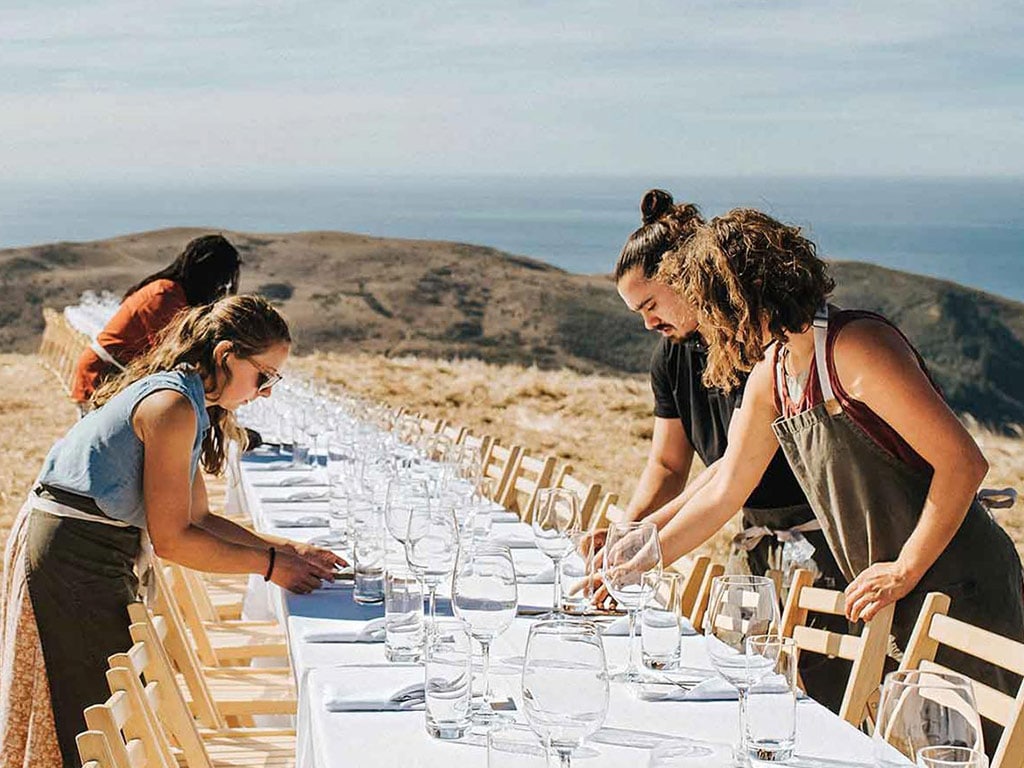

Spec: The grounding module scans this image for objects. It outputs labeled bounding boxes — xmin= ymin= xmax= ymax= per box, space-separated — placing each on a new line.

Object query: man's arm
xmin=624 ymin=417 xmax=695 ymax=522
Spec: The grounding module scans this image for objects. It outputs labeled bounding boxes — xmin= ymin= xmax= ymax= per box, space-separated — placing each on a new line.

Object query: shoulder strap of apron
xmin=813 ymin=305 xmax=844 ymax=416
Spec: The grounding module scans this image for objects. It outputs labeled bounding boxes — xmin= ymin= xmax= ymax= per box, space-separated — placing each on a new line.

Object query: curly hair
xmin=658 ymin=208 xmax=835 ymax=391
xmin=614 ymin=189 xmax=704 ymax=281
xmin=93 ymin=294 xmax=290 ymax=474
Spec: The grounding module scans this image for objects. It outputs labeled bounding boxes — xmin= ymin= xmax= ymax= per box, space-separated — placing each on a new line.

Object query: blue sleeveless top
xmin=38 ymin=369 xmax=211 ymax=529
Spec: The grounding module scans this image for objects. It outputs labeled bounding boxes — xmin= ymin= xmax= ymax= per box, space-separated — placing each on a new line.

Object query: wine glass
xmin=452 ymin=544 xmax=518 ymax=724
xmin=531 ymin=488 xmax=581 ymax=618
xmin=601 ymin=521 xmax=663 ymax=682
xmin=874 ymin=669 xmax=984 ymax=766
xmin=522 ymin=620 xmax=609 ymax=767
xmin=405 ymin=504 xmax=459 ymax=632
xmin=704 ymin=575 xmax=779 ymax=767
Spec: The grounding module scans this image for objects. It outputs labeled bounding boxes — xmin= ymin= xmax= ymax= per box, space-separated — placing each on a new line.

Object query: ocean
xmin=1 ymin=176 xmax=1021 ymax=302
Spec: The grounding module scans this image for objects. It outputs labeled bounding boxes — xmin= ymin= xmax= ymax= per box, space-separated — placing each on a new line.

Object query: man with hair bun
xmin=608 ymin=190 xmax=848 ymax=711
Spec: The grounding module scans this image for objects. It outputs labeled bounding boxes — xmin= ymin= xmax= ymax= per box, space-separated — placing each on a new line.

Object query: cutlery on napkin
xmin=489 ymin=524 xmax=537 ymax=549
xmin=323 ymin=680 xmax=425 ymax=711
xmin=262 ymin=489 xmax=330 ymax=502
xmin=249 ymin=474 xmax=327 ymax=488
xmin=602 ymin=615 xmax=697 ymax=636
xmin=516 ymin=564 xmax=556 ymax=584
xmin=269 ymin=514 xmax=329 ymax=528
xmin=300 ymin=617 xmax=386 ymax=643
xmin=636 ymin=676 xmax=806 ymax=703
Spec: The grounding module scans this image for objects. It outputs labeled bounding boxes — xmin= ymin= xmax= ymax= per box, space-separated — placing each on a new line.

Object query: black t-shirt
xmin=650 ymin=336 xmax=808 ymax=510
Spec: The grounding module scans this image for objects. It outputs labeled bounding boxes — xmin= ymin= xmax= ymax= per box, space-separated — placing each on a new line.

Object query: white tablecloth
xmin=233 ymin=449 xmax=881 ymax=768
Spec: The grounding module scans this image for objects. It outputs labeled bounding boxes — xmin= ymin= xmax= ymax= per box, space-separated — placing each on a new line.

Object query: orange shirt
xmin=71 ymin=279 xmax=189 ymax=404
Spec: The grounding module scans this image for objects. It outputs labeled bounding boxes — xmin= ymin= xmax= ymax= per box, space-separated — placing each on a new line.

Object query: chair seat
xmin=200 ymin=621 xmax=288 ymax=663
xmin=181 ymin=669 xmax=297 ymax=717
xmin=173 ymin=733 xmax=295 ymax=767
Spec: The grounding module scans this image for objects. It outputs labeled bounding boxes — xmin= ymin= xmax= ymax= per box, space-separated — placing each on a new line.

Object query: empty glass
xmin=874 ymin=669 xmax=984 ymax=766
xmin=602 ymin=520 xmax=663 ymax=682
xmin=560 ymin=531 xmax=596 ymax=615
xmin=642 ymin=571 xmax=684 ymax=670
xmin=531 ymin=488 xmax=581 ymax=618
xmin=452 ymin=544 xmax=518 ymax=724
xmin=916 ymin=746 xmax=989 ymax=767
xmin=704 ymin=575 xmax=780 ymax=767
xmin=522 ymin=619 xmax=609 ymax=767
xmin=405 ymin=505 xmax=459 ymax=631
xmin=424 ymin=619 xmax=473 ymax=739
xmin=744 ymin=635 xmax=798 ymax=763
xmin=352 ymin=508 xmax=385 ymax=604
xmin=384 ymin=571 xmax=424 ymax=662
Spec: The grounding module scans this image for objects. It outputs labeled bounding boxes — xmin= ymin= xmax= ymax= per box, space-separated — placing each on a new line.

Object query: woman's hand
xmin=279 ymin=540 xmax=348 ymax=572
xmin=269 ymin=549 xmax=337 ymax=594
xmin=843 ymin=561 xmax=915 ymax=622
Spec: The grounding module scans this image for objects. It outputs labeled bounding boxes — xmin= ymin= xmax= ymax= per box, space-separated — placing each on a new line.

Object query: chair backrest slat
xmin=502 ymin=451 xmax=557 ymax=520
xmin=791 ymin=625 xmax=863 ymax=661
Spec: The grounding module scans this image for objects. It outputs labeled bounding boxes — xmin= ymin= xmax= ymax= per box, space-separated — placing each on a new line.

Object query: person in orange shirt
xmin=72 ymin=234 xmax=241 ymax=408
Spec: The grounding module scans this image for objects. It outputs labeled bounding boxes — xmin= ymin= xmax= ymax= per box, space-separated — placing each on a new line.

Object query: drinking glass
xmin=874 ymin=670 xmax=984 ymax=766
xmin=405 ymin=505 xmax=459 ymax=631
xmin=744 ymin=635 xmax=798 ymax=763
xmin=560 ymin=531 xmax=596 ymax=615
xmin=531 ymin=488 xmax=581 ymax=618
xmin=602 ymin=520 xmax=663 ymax=682
xmin=452 ymin=544 xmax=518 ymax=724
xmin=642 ymin=571 xmax=683 ymax=670
xmin=352 ymin=506 xmax=385 ymax=604
xmin=384 ymin=571 xmax=424 ymax=662
xmin=916 ymin=746 xmax=988 ymax=768
xmin=704 ymin=575 xmax=780 ymax=767
xmin=424 ymin=619 xmax=473 ymax=740
xmin=522 ymin=620 xmax=609 ymax=767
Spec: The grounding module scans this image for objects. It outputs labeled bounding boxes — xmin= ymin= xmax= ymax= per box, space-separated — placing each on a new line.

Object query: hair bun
xmin=640 ymin=189 xmax=675 ymax=225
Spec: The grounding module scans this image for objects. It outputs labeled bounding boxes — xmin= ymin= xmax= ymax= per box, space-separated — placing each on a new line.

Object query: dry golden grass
xmin=3 ymin=350 xmax=1022 ymax=565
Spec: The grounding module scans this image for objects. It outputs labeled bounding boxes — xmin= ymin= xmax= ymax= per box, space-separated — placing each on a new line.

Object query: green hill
xmin=1 ymin=228 xmax=1021 ymax=427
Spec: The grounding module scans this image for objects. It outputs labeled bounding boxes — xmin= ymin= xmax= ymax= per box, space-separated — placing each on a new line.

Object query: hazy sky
xmin=2 ymin=1 xmax=1022 ymax=182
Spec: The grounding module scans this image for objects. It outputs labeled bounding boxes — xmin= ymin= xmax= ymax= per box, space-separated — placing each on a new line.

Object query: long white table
xmin=233 ymin=448 xmax=880 ymax=767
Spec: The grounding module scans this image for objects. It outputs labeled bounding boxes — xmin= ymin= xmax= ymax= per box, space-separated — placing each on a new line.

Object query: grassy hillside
xmin=2 ymin=228 xmax=1022 ymax=427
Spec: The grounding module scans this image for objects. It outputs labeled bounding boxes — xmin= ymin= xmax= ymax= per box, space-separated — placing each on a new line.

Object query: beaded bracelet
xmin=264 ymin=546 xmax=276 ymax=582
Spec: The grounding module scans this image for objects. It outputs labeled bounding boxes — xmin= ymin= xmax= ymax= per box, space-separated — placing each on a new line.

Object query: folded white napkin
xmin=269 ymin=514 xmax=329 ymax=528
xmin=603 ymin=616 xmax=697 ymax=636
xmin=488 ymin=510 xmax=522 ymax=524
xmin=636 ymin=676 xmax=806 ymax=703
xmin=517 ymin=564 xmax=555 ymax=584
xmin=244 ymin=461 xmax=313 ymax=472
xmin=515 ymin=584 xmax=554 ymax=614
xmin=297 ymin=617 xmax=386 ymax=643
xmin=489 ymin=524 xmax=537 ymax=549
xmin=262 ymin=488 xmax=330 ymax=502
xmin=322 ymin=667 xmax=425 ymax=712
xmin=249 ymin=473 xmax=328 ymax=488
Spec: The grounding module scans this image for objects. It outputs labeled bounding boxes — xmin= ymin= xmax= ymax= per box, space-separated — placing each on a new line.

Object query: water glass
xmin=424 ymin=620 xmax=473 ymax=740
xmin=522 ymin=619 xmax=609 ymax=766
xmin=326 ymin=475 xmax=350 ymax=550
xmin=874 ymin=669 xmax=984 ymax=766
xmin=353 ymin=507 xmax=385 ymax=604
xmin=560 ymin=531 xmax=596 ymax=615
xmin=642 ymin=571 xmax=683 ymax=670
xmin=292 ymin=427 xmax=311 ymax=467
xmin=916 ymin=746 xmax=988 ymax=767
xmin=744 ymin=635 xmax=798 ymax=763
xmin=488 ymin=724 xmax=549 ymax=768
xmin=602 ymin=520 xmax=663 ymax=682
xmin=384 ymin=571 xmax=424 ymax=662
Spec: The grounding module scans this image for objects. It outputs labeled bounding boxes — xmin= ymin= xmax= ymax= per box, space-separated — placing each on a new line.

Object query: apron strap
xmin=734 ymin=518 xmax=823 ymax=551
xmin=812 ymin=305 xmax=843 ymax=415
xmin=89 ymin=339 xmax=126 ymax=371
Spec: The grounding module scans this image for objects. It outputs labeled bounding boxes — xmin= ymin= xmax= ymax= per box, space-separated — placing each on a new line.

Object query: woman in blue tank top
xmin=0 ymin=294 xmax=343 ymax=768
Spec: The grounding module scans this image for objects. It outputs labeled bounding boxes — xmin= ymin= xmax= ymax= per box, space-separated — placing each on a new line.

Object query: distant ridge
xmin=2 ymin=228 xmax=1022 ymax=428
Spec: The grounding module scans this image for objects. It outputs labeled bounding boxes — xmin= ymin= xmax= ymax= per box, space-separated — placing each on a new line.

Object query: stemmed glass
xmin=601 ymin=521 xmax=663 ymax=682
xmin=452 ymin=544 xmax=518 ymax=724
xmin=531 ymin=488 xmax=581 ymax=618
xmin=704 ymin=575 xmax=780 ymax=767
xmin=916 ymin=746 xmax=988 ymax=767
xmin=874 ymin=669 xmax=984 ymax=767
xmin=522 ymin=620 xmax=609 ymax=767
xmin=405 ymin=505 xmax=459 ymax=632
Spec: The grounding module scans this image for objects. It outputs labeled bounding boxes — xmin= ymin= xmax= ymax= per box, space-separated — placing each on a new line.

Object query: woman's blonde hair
xmin=93 ymin=294 xmax=291 ymax=474
xmin=658 ymin=208 xmax=834 ymax=391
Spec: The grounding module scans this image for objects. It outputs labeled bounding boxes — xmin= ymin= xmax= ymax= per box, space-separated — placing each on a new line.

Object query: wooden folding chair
xmin=156 ymin=563 xmax=286 ymax=666
xmin=666 ymin=555 xmax=712 ymax=620
xmin=587 ymin=493 xmax=624 ymax=532
xmin=897 ymin=593 xmax=1024 ymax=768
xmin=127 ymin=605 xmax=296 ymax=727
xmin=481 ymin=440 xmax=522 ymax=504
xmin=77 ymin=729 xmax=116 ymax=768
xmin=778 ymin=568 xmax=894 ymax=727
xmin=688 ymin=560 xmax=726 ymax=633
xmin=550 ymin=464 xmax=602 ymax=530
xmin=91 ymin=637 xmax=294 ymax=768
xmin=501 ymin=449 xmax=557 ymax=521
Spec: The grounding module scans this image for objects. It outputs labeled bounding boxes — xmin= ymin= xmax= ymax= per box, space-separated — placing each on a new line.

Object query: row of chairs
xmin=39 ymin=307 xmax=91 ymax=395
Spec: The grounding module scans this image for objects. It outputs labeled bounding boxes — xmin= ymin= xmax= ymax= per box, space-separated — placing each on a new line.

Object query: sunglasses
xmin=246 ymin=357 xmax=283 ymax=392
